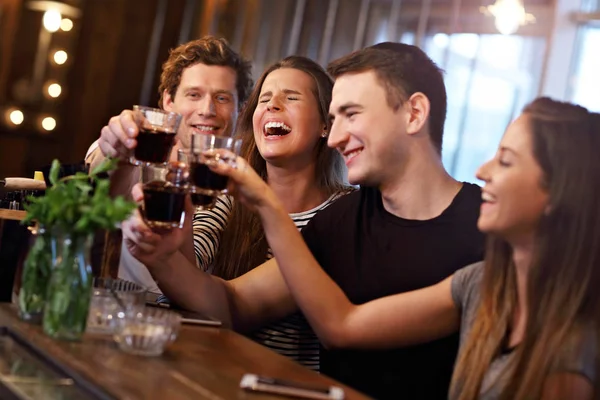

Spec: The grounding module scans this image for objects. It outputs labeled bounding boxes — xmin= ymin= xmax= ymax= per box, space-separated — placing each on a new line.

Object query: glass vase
xmin=18 ymin=226 xmax=55 ymax=323
xmin=42 ymin=231 xmax=94 ymax=341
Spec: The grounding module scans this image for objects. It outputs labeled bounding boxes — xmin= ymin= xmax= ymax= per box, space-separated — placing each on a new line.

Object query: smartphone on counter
xmin=240 ymin=374 xmax=344 ymax=400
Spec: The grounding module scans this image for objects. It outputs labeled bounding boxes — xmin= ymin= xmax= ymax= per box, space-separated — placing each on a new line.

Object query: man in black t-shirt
xmin=301 ymin=185 xmax=482 ymax=398
xmin=290 ymin=43 xmax=484 ymax=398
xmin=122 ymin=43 xmax=484 ymax=399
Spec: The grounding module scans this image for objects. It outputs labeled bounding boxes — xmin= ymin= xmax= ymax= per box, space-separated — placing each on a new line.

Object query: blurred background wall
xmin=0 ymin=0 xmax=598 ymax=183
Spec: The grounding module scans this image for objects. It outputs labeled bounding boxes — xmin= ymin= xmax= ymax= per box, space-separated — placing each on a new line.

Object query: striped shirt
xmin=192 ymin=192 xmax=346 ymax=371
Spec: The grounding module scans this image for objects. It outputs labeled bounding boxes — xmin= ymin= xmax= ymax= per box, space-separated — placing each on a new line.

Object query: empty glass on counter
xmin=114 ymin=307 xmax=181 ymax=357
xmin=86 ymin=278 xmax=146 ymax=335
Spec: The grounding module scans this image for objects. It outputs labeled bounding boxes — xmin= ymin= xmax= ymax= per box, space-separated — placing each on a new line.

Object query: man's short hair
xmin=327 ymin=42 xmax=447 ymax=154
xmin=158 ymin=36 xmax=253 ymax=109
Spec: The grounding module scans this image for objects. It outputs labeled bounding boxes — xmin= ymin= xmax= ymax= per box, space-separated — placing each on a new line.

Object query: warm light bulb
xmin=494 ymin=15 xmax=521 ymax=35
xmin=9 ymin=109 xmax=24 ymax=125
xmin=482 ymin=0 xmax=534 ymax=35
xmin=43 ymin=10 xmax=62 ymax=33
xmin=42 ymin=117 xmax=57 ymax=131
xmin=53 ymin=50 xmax=68 ymax=65
xmin=60 ymin=18 xmax=73 ymax=32
xmin=48 ymin=83 xmax=62 ymax=98
xmin=492 ymin=0 xmax=524 ymax=35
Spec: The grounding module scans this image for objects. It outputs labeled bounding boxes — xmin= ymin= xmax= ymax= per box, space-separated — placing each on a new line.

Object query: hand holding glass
xmin=140 ymin=162 xmax=188 ymax=231
xmin=177 ymin=149 xmax=217 ymax=210
xmin=130 ymin=105 xmax=182 ymax=166
xmin=189 ymin=133 xmax=242 ymax=196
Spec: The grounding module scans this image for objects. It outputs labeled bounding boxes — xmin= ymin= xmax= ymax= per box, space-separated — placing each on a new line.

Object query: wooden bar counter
xmin=0 ymin=304 xmax=370 ymax=399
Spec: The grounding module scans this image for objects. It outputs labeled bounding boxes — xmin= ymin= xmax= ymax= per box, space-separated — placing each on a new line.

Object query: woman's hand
xmin=207 ymin=152 xmax=278 ymax=212
xmin=122 ymin=183 xmax=191 ymax=269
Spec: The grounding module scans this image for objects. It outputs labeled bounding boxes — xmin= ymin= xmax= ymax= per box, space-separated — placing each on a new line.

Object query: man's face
xmin=163 ymin=63 xmax=239 ymax=149
xmin=328 ymin=70 xmax=408 ymax=187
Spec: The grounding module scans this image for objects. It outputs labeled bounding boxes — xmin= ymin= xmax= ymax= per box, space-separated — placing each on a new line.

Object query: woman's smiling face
xmin=252 ymin=68 xmax=326 ymax=167
xmin=476 ymin=114 xmax=550 ymax=242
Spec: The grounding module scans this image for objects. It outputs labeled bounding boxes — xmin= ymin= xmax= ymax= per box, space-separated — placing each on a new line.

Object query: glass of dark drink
xmin=177 ymin=149 xmax=218 ymax=210
xmin=189 ymin=133 xmax=242 ymax=197
xmin=141 ymin=162 xmax=189 ymax=231
xmin=130 ymin=105 xmax=182 ymax=166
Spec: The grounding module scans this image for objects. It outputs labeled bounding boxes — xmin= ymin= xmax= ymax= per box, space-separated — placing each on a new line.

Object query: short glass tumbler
xmin=130 ymin=105 xmax=182 ymax=166
xmin=115 ymin=307 xmax=181 ymax=356
xmin=177 ymin=149 xmax=217 ymax=210
xmin=189 ymin=133 xmax=241 ymax=196
xmin=86 ymin=278 xmax=146 ymax=335
xmin=141 ymin=162 xmax=189 ymax=231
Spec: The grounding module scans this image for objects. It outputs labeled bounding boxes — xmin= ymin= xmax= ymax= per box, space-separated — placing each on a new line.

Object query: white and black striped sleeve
xmin=192 ymin=195 xmax=233 ymax=272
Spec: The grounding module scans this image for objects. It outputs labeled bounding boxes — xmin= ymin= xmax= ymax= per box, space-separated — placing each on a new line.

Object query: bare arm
xmin=87 ymin=110 xmax=141 ymax=199
xmin=122 ymin=210 xmax=296 ymax=331
xmin=210 ymin=157 xmax=461 ymax=349
xmin=259 ymin=199 xmax=460 ymax=349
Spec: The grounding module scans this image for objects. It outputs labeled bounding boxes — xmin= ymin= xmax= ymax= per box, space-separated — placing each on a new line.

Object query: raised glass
xmin=189 ymin=133 xmax=241 ymax=196
xmin=130 ymin=105 xmax=182 ymax=166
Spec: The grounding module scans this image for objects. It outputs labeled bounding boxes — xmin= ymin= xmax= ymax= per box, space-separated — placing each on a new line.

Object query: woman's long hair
xmin=451 ymin=98 xmax=600 ymax=399
xmin=212 ymin=56 xmax=347 ymax=280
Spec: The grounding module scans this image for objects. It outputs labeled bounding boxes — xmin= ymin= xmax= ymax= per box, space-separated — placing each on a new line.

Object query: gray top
xmin=451 ymin=262 xmax=596 ymax=399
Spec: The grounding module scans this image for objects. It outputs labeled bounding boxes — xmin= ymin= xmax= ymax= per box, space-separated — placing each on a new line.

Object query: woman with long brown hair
xmin=207 ymin=97 xmax=600 ymax=398
xmin=193 ymin=56 xmax=347 ymax=279
xmin=155 ymin=55 xmax=349 ymax=370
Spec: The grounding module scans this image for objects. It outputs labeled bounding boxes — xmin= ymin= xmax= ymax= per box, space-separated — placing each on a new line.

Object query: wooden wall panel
xmin=0 ymin=0 xmax=191 ymax=179
xmin=61 ymin=0 xmax=152 ymax=164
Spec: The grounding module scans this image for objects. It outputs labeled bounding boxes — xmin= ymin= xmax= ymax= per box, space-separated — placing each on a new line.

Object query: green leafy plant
xmin=23 ymin=158 xmax=136 ymax=232
xmin=18 ymin=158 xmax=136 ymax=339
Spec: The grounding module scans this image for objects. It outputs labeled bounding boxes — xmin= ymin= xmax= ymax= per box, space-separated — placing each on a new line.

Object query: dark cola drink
xmin=134 ymin=128 xmax=176 ymax=164
xmin=191 ymin=193 xmax=216 ymax=208
xmin=190 ymin=162 xmax=228 ymax=194
xmin=142 ymin=181 xmax=186 ymax=229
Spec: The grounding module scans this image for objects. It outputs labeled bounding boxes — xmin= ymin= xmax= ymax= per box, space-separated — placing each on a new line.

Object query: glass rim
xmin=92 ymin=277 xmax=146 ymax=293
xmin=132 ymin=104 xmax=181 ymax=119
xmin=127 ymin=306 xmax=182 ymax=321
xmin=191 ymin=134 xmax=242 ymax=155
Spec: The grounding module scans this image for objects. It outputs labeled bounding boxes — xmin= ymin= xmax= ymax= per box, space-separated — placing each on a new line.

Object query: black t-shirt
xmin=301 ymin=183 xmax=485 ymax=399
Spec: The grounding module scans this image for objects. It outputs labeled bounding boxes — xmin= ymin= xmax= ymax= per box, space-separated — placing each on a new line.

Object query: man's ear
xmin=405 ymin=92 xmax=430 ymax=136
xmin=163 ymin=89 xmax=174 ymax=111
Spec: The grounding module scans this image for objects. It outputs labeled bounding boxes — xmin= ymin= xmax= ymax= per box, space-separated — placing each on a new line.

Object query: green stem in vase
xmin=21 ymin=159 xmax=136 ymax=340
xmin=18 ymin=227 xmax=53 ymax=322
xmin=43 ymin=233 xmax=93 ymax=341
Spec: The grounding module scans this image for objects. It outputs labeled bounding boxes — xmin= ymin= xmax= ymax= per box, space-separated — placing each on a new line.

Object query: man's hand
xmin=122 ymin=183 xmax=188 ymax=267
xmin=98 ymin=110 xmax=138 ymax=160
xmin=122 ymin=208 xmax=187 ymax=269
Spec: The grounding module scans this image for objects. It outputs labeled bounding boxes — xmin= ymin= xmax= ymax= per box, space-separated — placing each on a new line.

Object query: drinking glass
xmin=177 ymin=149 xmax=217 ymax=210
xmin=130 ymin=105 xmax=182 ymax=166
xmin=115 ymin=307 xmax=181 ymax=356
xmin=189 ymin=133 xmax=242 ymax=196
xmin=86 ymin=278 xmax=146 ymax=335
xmin=140 ymin=162 xmax=189 ymax=231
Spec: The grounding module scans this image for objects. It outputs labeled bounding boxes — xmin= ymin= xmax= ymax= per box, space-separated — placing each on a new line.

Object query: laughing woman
xmin=211 ymin=97 xmax=600 ymax=399
xmin=190 ymin=56 xmax=349 ymax=370
xmin=129 ymin=56 xmax=350 ymax=371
